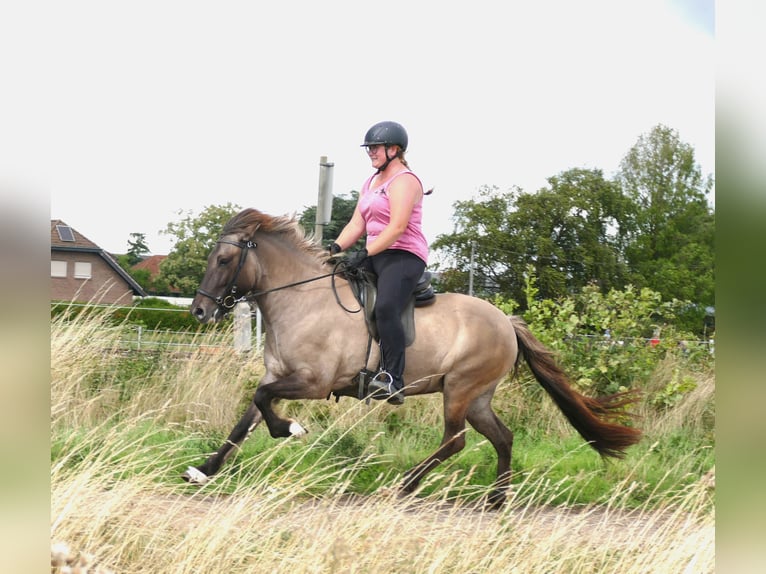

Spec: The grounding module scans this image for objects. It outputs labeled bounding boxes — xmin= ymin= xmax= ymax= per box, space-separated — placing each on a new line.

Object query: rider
xmin=330 ymin=121 xmax=429 ymax=405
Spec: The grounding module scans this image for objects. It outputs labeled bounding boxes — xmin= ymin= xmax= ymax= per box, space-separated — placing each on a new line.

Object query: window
xmin=51 ymin=260 xmax=67 ymax=278
xmin=74 ymin=262 xmax=92 ymax=279
xmin=56 ymin=225 xmax=75 ymax=242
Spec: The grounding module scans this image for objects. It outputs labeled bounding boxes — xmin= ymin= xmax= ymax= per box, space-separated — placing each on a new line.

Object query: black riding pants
xmin=366 ymin=249 xmax=426 ymax=383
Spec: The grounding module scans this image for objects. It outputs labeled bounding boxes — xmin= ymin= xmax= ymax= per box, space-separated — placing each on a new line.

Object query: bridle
xmin=195 ymin=238 xmax=356 ymax=312
xmin=195 ymin=239 xmax=257 ymax=309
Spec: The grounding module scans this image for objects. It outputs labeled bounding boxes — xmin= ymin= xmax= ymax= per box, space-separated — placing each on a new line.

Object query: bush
xmin=51 ymin=297 xmax=223 ymax=332
xmin=494 ymin=271 xmax=712 ymax=396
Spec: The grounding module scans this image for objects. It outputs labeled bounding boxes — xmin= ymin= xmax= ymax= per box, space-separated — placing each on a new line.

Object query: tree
xmin=297 ymin=191 xmax=366 ymax=251
xmin=509 ymin=169 xmax=632 ymax=299
xmin=616 ymin=124 xmax=714 ymax=306
xmin=431 ymin=185 xmax=522 ymax=297
xmin=115 ymin=232 xmax=150 ymax=280
xmin=156 ymin=203 xmax=242 ymax=296
xmin=431 ymin=169 xmax=632 ymax=305
xmin=125 ymin=232 xmax=150 ymax=265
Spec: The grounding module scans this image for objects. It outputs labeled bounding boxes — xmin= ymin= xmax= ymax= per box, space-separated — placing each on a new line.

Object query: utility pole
xmin=468 ymin=241 xmax=476 ymax=296
xmin=314 ymin=156 xmax=334 ymax=244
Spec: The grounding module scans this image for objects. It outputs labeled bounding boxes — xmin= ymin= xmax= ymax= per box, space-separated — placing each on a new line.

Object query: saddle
xmin=329 ymin=267 xmax=435 ymax=403
xmin=346 ymin=268 xmax=436 ymax=347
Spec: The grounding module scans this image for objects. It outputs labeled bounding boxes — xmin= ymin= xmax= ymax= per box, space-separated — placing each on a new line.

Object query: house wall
xmin=50 ymin=251 xmax=135 ymax=305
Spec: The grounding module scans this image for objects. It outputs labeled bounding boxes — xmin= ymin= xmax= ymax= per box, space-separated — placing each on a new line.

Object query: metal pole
xmin=314 ymin=156 xmax=335 ymax=243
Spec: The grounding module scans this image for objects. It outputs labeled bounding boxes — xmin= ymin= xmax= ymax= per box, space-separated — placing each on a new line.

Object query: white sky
xmin=14 ymin=0 xmax=715 ymax=255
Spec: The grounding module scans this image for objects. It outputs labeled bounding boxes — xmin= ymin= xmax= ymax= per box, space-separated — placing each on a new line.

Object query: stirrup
xmin=368 ymin=371 xmax=394 ymax=398
xmin=368 ymin=371 xmax=405 ymax=404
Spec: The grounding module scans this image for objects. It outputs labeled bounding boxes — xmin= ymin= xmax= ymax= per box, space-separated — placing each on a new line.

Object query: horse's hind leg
xmin=401 ymin=395 xmax=470 ymax=494
xmin=182 ymin=403 xmax=264 ymax=485
xmin=466 ymin=392 xmax=514 ymax=509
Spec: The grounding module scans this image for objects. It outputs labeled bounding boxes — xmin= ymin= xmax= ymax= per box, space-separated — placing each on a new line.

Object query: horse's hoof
xmin=182 ymin=466 xmax=209 ymax=485
xmin=289 ymin=421 xmax=308 ymax=437
xmin=486 ymin=490 xmax=507 ymax=510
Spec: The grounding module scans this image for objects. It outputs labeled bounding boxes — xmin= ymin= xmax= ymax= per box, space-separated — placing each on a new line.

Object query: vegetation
xmin=617 ymin=124 xmax=715 ymax=305
xmin=51 ymin=297 xmax=220 ymax=332
xmin=431 ymin=125 xmax=714 ymax=320
xmin=156 ymin=203 xmax=243 ymax=296
xmin=51 ymin=290 xmax=714 ymax=572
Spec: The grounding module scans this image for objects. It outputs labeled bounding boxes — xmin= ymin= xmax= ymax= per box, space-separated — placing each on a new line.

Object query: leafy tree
xmin=431 ymin=185 xmax=521 ymax=297
xmin=617 ymin=124 xmax=714 ymax=306
xmin=431 ymin=169 xmax=632 ymax=305
xmin=157 ymin=203 xmax=241 ymax=296
xmin=126 ymin=267 xmax=152 ymax=291
xmin=510 ymin=168 xmax=632 ymax=299
xmin=298 ymin=191 xmax=366 ymax=251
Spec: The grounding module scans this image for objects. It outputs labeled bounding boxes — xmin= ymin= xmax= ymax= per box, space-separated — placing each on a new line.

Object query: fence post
xmin=255 ymin=305 xmax=262 ymax=351
xmin=233 ymin=301 xmax=252 ymax=353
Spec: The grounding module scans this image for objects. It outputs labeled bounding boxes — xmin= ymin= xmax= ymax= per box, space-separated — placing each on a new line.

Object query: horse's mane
xmin=223 ymin=208 xmax=327 ymax=259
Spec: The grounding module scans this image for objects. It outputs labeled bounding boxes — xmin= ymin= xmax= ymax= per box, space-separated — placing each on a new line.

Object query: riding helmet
xmin=361 ymin=121 xmax=408 ymax=152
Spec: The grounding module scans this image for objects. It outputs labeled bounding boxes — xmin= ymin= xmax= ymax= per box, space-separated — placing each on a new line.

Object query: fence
xmin=53 ymin=301 xmax=263 ymax=353
xmin=54 ymin=301 xmax=713 ymax=357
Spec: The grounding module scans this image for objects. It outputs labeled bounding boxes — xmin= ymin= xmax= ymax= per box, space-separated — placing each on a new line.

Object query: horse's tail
xmin=510 ymin=315 xmax=642 ymax=458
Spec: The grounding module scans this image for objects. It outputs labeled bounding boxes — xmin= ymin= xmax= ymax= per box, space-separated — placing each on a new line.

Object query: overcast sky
xmin=41 ymin=0 xmax=714 ymax=255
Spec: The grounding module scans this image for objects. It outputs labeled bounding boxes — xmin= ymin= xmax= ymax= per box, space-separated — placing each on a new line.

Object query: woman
xmin=330 ymin=121 xmax=429 ymax=405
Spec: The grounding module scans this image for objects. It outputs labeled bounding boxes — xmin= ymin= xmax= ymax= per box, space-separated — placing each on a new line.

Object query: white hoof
xmin=289 ymin=421 xmax=307 ymax=437
xmin=183 ymin=466 xmax=209 ymax=485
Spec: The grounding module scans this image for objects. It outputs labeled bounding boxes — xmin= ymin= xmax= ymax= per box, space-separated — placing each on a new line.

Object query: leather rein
xmin=195 ymin=238 xmax=358 ymax=313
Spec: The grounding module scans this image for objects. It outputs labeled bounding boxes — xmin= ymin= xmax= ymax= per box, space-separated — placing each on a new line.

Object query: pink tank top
xmin=358 ymin=170 xmax=429 ymax=264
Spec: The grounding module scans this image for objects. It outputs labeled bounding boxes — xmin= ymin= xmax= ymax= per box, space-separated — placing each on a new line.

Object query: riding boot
xmin=368 ymin=371 xmax=405 ymax=405
xmin=386 ymin=377 xmax=405 ymax=405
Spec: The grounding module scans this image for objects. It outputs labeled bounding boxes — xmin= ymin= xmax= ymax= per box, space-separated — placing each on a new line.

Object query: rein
xmin=196 ymin=238 xmax=360 ymax=313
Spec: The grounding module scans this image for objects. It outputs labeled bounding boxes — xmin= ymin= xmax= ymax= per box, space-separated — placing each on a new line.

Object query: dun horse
xmin=185 ymin=208 xmax=641 ymax=507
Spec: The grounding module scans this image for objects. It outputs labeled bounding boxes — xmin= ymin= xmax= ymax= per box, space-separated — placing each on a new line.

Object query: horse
xmin=184 ymin=208 xmax=641 ymax=508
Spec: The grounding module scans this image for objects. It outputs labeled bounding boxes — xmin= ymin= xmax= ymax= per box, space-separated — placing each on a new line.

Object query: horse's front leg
xmin=182 ymin=402 xmax=263 ymax=485
xmin=255 ymin=369 xmax=324 ymax=438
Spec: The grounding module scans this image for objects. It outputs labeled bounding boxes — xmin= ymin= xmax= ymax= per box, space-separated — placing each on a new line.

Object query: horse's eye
xmin=218 ymin=257 xmax=231 ymax=266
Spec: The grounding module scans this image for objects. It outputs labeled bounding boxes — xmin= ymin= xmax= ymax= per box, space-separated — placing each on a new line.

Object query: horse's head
xmin=190 ymin=207 xmax=332 ymax=323
xmin=191 ymin=234 xmax=258 ymax=324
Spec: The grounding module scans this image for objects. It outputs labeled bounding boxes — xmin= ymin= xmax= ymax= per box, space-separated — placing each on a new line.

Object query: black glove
xmin=344 ymin=248 xmax=368 ymax=269
xmin=329 ymin=242 xmax=342 ymax=255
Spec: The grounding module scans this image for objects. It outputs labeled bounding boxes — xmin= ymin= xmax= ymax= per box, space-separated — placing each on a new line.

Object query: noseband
xmin=196 ymin=239 xmax=256 ymax=309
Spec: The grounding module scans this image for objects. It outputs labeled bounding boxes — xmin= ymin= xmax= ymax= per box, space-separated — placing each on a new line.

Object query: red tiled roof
xmin=131 ymin=255 xmax=166 ymax=278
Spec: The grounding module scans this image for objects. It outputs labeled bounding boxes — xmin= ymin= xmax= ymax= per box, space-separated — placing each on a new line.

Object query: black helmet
xmin=361 ymin=121 xmax=408 ymax=152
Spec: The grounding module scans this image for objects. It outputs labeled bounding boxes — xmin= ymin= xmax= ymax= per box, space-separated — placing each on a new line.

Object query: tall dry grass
xmin=51 ymin=310 xmax=714 ymax=573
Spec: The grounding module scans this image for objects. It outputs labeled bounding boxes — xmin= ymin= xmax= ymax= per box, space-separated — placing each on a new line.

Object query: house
xmin=51 ymin=220 xmax=147 ymax=304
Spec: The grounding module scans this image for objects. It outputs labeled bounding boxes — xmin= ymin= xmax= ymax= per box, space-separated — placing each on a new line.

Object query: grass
xmin=51 ymin=310 xmax=714 ymax=573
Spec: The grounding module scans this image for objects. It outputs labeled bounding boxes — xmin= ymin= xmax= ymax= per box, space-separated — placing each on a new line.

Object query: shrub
xmin=493 ymin=270 xmax=712 ymax=396
xmin=52 ymin=297 xmax=223 ymax=332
